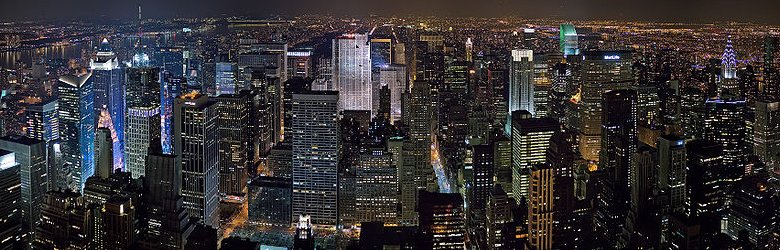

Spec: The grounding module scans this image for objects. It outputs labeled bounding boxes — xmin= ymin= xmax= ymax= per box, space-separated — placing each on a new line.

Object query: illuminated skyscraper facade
xmin=754 ymin=101 xmax=780 ymax=176
xmin=577 ymin=51 xmax=634 ymax=162
xmin=355 ymin=149 xmax=397 ymax=225
xmin=125 ymin=67 xmax=161 ymax=178
xmin=291 ymin=91 xmax=339 ymax=227
xmin=704 ymin=98 xmax=747 ymax=167
xmin=0 ymin=136 xmax=47 ymax=245
xmin=528 ymin=163 xmax=554 ymax=250
xmin=333 ymin=33 xmax=372 ymax=113
xmin=0 ymin=150 xmax=22 ymax=249
xmin=379 ymin=64 xmax=406 ymax=123
xmin=58 ymin=73 xmax=95 ymax=192
xmin=559 ymin=24 xmax=579 ymax=57
xmin=174 ymin=93 xmax=219 ymax=227
xmin=511 ymin=110 xmax=558 ymax=201
xmin=214 ymin=92 xmax=252 ymax=196
xmin=90 ymin=39 xmax=125 ymax=171
xmin=509 ymin=49 xmax=535 ymax=117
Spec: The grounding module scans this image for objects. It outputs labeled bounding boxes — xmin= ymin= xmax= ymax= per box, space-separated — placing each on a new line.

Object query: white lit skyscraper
xmin=509 ymin=49 xmax=535 ymax=117
xmin=125 ymin=66 xmax=161 ymax=179
xmin=379 ymin=64 xmax=406 ymax=123
xmin=333 ymin=34 xmax=372 ymax=113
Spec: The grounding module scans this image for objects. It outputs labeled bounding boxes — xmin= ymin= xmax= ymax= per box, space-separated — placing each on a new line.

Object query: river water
xmin=0 ymin=43 xmax=88 ymax=69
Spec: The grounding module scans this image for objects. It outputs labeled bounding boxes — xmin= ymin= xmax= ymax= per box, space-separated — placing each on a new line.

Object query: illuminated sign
xmin=675 ymin=140 xmax=684 ymax=146
xmin=603 ymin=55 xmax=621 ymax=60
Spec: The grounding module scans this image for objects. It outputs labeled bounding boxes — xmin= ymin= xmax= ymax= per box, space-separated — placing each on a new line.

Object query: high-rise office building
xmin=577 ymin=51 xmax=634 ymax=162
xmin=511 ymin=110 xmax=558 ymax=201
xmin=174 ymin=92 xmax=219 ymax=227
xmin=35 ymin=190 xmax=94 ymax=249
xmin=22 ymin=99 xmax=59 ymax=190
xmin=291 ymin=91 xmax=339 ymax=227
xmin=509 ymin=49 xmax=535 ymax=117
xmin=90 ymin=38 xmax=125 ymax=171
xmin=370 ymin=35 xmax=393 ymax=114
xmin=355 ymin=148 xmax=397 ymax=225
xmin=333 ymin=33 xmax=372 ymax=113
xmin=248 ymin=176 xmax=291 ymax=226
xmin=139 ymin=148 xmax=193 ymax=250
xmin=101 ymin=195 xmax=136 ymax=249
xmin=487 ymin=185 xmax=513 ymax=249
xmin=379 ymin=64 xmax=407 ymax=123
xmin=471 ymin=144 xmax=494 ymax=210
xmin=724 ymin=176 xmax=777 ymax=248
xmin=754 ymin=100 xmax=780 ymax=176
xmin=95 ymin=127 xmax=113 ymax=179
xmin=214 ymin=92 xmax=252 ymax=196
xmin=528 ymin=163 xmax=554 ymax=250
xmin=418 ymin=191 xmax=466 ymax=249
xmin=215 ymin=62 xmax=238 ymax=95
xmin=559 ymin=24 xmax=579 ymax=57
xmin=0 ymin=135 xmax=46 ymax=245
xmin=595 ymin=89 xmax=636 ymax=248
xmin=407 ymin=81 xmax=435 ymax=192
xmin=58 ymin=72 xmax=95 ymax=192
xmin=125 ymin=66 xmax=161 ymax=177
xmin=658 ymin=135 xmax=687 ymax=213
xmin=704 ymin=98 xmax=747 ymax=167
xmin=160 ymin=71 xmax=182 ymax=154
xmin=0 ymin=150 xmax=22 ymax=249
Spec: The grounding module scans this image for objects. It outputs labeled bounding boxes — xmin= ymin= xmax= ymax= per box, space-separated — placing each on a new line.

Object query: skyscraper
xmin=0 ymin=135 xmax=47 ymax=245
xmin=370 ymin=35 xmax=393 ymax=114
xmin=174 ymin=92 xmax=219 ymax=227
xmin=22 ymin=99 xmax=59 ymax=189
xmin=354 ymin=148 xmax=397 ymax=225
xmin=379 ymin=64 xmax=407 ymax=123
xmin=704 ymin=98 xmax=747 ymax=167
xmin=528 ymin=163 xmax=554 ymax=250
xmin=559 ymin=24 xmax=579 ymax=57
xmin=0 ymin=150 xmax=22 ymax=249
xmin=124 ymin=67 xmax=161 ymax=178
xmin=214 ymin=92 xmax=252 ymax=196
xmin=215 ymin=62 xmax=238 ymax=95
xmin=139 ymin=147 xmax=193 ymax=249
xmin=471 ymin=144 xmax=494 ymax=210
xmin=291 ymin=91 xmax=339 ymax=227
xmin=418 ymin=191 xmax=466 ymax=249
xmin=160 ymin=71 xmax=182 ymax=154
xmin=58 ymin=72 xmax=95 ymax=192
xmin=511 ymin=110 xmax=558 ymax=201
xmin=407 ymin=81 xmax=435 ymax=192
xmin=90 ymin=38 xmax=125 ymax=171
xmin=658 ymin=135 xmax=687 ymax=213
xmin=753 ymin=100 xmax=780 ymax=176
xmin=577 ymin=51 xmax=634 ymax=162
xmin=595 ymin=89 xmax=636 ymax=248
xmin=333 ymin=33 xmax=372 ymax=113
xmin=720 ymin=36 xmax=739 ymax=98
xmin=509 ymin=49 xmax=535 ymax=117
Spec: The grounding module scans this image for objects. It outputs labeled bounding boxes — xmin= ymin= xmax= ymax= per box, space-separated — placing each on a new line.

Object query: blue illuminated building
xmin=90 ymin=38 xmax=125 ymax=171
xmin=161 ymin=71 xmax=184 ymax=154
xmin=58 ymin=73 xmax=95 ymax=192
xmin=153 ymin=47 xmax=185 ymax=77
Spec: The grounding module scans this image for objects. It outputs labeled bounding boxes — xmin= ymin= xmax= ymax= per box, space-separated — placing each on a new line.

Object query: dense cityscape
xmin=1 ymin=2 xmax=780 ymax=250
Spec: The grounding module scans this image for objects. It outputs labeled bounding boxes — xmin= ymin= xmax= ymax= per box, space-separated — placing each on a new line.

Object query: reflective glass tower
xmin=89 ymin=38 xmax=125 ymax=171
xmin=58 ymin=72 xmax=95 ymax=192
xmin=559 ymin=24 xmax=579 ymax=57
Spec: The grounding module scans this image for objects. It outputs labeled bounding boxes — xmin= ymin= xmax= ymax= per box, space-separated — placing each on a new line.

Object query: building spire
xmin=722 ymin=35 xmax=737 ymax=79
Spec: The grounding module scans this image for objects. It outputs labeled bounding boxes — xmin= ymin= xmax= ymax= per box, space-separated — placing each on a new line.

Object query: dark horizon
xmin=3 ymin=0 xmax=780 ymax=24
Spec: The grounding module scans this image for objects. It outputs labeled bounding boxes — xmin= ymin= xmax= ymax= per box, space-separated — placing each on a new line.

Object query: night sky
xmin=2 ymin=0 xmax=780 ymax=24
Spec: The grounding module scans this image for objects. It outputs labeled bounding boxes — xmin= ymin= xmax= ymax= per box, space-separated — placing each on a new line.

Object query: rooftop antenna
xmin=137 ymin=3 xmax=143 ymax=49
